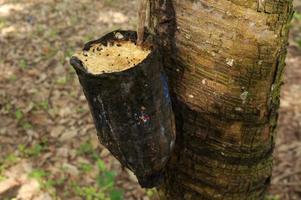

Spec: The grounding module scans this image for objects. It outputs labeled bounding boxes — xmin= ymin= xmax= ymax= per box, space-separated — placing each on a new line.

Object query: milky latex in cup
xmin=74 ymin=41 xmax=151 ymax=74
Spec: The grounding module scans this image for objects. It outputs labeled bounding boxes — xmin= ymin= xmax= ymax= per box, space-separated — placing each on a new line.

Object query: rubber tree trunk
xmin=147 ymin=0 xmax=294 ymax=199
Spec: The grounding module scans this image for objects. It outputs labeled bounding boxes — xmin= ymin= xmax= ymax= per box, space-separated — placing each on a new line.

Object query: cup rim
xmin=70 ymin=30 xmax=157 ymax=78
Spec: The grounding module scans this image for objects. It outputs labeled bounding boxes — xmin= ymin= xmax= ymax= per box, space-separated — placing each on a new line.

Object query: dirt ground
xmin=0 ymin=0 xmax=300 ymax=200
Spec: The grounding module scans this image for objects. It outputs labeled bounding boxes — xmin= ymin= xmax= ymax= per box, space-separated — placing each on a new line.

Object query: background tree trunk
xmin=147 ymin=0 xmax=294 ymax=199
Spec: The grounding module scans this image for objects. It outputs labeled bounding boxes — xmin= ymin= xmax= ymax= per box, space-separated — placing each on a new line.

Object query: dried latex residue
xmin=74 ymin=41 xmax=151 ymax=74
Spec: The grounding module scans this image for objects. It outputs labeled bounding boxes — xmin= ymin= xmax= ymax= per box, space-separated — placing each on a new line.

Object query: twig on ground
xmin=273 ymin=170 xmax=301 ymax=183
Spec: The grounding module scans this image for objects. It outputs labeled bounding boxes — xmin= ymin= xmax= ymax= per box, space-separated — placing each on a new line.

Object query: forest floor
xmin=0 ymin=0 xmax=300 ymax=200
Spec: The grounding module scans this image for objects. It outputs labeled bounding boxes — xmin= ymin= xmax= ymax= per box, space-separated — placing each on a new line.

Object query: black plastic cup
xmin=70 ymin=30 xmax=175 ymax=188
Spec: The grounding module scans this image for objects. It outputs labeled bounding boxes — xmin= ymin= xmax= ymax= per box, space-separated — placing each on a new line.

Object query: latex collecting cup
xmin=70 ymin=30 xmax=176 ymax=188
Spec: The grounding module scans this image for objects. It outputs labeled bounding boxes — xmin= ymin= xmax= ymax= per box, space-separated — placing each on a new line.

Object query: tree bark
xmin=147 ymin=0 xmax=294 ymax=199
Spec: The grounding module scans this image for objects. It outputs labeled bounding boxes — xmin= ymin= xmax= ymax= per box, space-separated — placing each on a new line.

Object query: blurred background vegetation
xmin=0 ymin=0 xmax=300 ymax=199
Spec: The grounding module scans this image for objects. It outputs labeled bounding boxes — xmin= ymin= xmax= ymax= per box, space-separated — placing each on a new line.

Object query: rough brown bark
xmin=147 ymin=0 xmax=294 ymax=199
